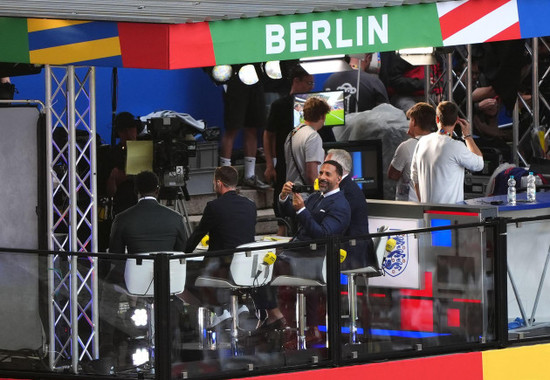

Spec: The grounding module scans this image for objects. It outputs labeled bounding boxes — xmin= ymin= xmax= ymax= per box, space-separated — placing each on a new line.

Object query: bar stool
xmin=341 ymin=226 xmax=390 ymax=344
xmin=270 ymin=256 xmax=327 ymax=350
xmin=194 ymin=241 xmax=281 ymax=355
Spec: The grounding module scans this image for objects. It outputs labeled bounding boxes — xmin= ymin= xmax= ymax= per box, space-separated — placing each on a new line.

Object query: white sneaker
xmin=238 ymin=305 xmax=249 ymax=315
xmin=209 ymin=309 xmax=231 ymax=328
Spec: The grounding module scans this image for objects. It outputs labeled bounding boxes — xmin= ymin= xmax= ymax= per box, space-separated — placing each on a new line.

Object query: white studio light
xmin=132 ymin=347 xmax=149 ymax=366
xmin=131 ymin=308 xmax=148 ymax=327
xmin=238 ymin=64 xmax=259 ymax=85
xmin=211 ymin=65 xmax=233 ymax=83
xmin=265 ymin=61 xmax=282 ymax=79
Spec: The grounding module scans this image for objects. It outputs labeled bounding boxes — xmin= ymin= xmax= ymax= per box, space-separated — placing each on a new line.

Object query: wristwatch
xmin=462 ymin=134 xmax=472 ymax=140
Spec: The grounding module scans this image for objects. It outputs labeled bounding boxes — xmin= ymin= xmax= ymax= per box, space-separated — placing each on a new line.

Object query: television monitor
xmin=323 ymin=140 xmax=383 ymax=199
xmin=293 ymin=90 xmax=345 ymax=127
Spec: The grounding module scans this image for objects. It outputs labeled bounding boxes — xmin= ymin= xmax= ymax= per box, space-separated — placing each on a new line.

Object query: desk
xmin=465 ymin=192 xmax=550 ymax=333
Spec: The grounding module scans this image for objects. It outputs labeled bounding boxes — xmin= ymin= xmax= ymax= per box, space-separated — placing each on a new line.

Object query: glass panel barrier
xmin=169 ymin=241 xmax=330 ymax=378
xmin=337 ymin=223 xmax=498 ymax=362
xmin=507 ymin=218 xmax=550 ymax=341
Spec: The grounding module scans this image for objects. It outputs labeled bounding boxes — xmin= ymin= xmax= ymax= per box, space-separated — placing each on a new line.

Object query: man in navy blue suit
xmin=326 ymin=149 xmax=375 ymax=270
xmin=256 ymin=160 xmax=351 ymax=339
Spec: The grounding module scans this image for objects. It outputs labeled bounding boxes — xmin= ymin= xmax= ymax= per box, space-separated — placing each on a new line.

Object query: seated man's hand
xmin=264 ymin=166 xmax=276 ymax=184
xmin=292 ymin=191 xmax=305 ymax=211
xmin=280 ymin=181 xmax=294 ymax=200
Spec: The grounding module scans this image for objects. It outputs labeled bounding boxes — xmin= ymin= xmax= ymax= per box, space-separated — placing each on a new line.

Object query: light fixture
xmin=131 ymin=308 xmax=148 ymax=327
xmin=132 ymin=347 xmax=149 ymax=366
xmin=238 ymin=64 xmax=259 ymax=85
xmin=299 ymin=55 xmax=351 ymax=75
xmin=398 ymin=47 xmax=436 ymax=65
xmin=264 ymin=61 xmax=282 ymax=79
xmin=211 ymin=65 xmax=233 ymax=83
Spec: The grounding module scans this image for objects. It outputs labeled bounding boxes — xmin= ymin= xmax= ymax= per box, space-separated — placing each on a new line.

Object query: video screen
xmin=293 ymin=90 xmax=345 ymax=127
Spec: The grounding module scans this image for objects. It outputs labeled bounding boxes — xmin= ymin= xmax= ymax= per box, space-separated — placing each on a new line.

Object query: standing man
xmin=388 ymin=102 xmax=436 ymax=201
xmin=264 ymin=65 xmax=315 ymax=235
xmin=324 ymin=53 xmax=388 ymax=114
xmin=410 ymin=101 xmax=484 ymax=204
xmin=325 ymin=149 xmax=375 ymax=270
xmin=219 ymin=69 xmax=269 ymax=190
xmin=284 ymin=97 xmax=330 ymax=190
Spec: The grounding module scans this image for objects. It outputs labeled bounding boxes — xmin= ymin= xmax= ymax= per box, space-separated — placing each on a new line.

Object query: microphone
xmin=385 ymin=238 xmax=396 ymax=252
xmin=262 ymin=251 xmax=277 ymax=266
xmin=339 ymin=249 xmax=347 ymax=263
xmin=200 ymin=234 xmax=209 ymax=247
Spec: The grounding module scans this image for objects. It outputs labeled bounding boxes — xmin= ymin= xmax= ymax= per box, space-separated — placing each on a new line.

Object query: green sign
xmin=0 ymin=18 xmax=30 ymax=63
xmin=209 ymin=3 xmax=443 ymax=65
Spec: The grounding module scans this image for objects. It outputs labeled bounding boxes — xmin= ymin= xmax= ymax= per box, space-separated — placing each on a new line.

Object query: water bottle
xmin=507 ymin=175 xmax=516 ymax=206
xmin=527 ymin=171 xmax=537 ymax=202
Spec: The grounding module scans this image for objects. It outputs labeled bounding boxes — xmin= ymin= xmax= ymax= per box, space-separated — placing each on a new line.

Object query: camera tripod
xmin=160 ymin=185 xmax=193 ymax=238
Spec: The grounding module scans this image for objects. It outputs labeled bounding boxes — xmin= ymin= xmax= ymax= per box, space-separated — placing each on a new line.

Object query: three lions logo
xmin=381 ymin=234 xmax=408 ymax=277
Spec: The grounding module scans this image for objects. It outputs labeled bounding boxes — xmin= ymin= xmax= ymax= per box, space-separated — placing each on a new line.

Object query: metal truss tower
xmin=45 ymin=65 xmax=98 ymax=372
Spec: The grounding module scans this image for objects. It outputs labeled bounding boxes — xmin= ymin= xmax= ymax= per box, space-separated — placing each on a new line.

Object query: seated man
xmin=100 ymin=171 xmax=187 ymax=363
xmin=256 ymin=160 xmax=351 ymax=342
xmin=326 ymin=149 xmax=375 ymax=270
xmin=184 ymin=166 xmax=257 ymax=317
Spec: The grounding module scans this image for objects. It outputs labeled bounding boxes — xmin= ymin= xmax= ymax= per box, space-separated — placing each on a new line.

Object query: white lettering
xmin=336 ymin=19 xmax=352 ymax=48
xmin=266 ymin=24 xmax=286 ymax=54
xmin=356 ymin=17 xmax=363 ymax=46
xmin=290 ymin=22 xmax=307 ymax=52
xmin=312 ymin=20 xmax=332 ymax=50
xmin=368 ymin=14 xmax=388 ymax=44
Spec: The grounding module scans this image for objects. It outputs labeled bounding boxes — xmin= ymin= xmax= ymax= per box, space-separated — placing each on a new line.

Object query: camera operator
xmin=284 ymin=97 xmax=330 ymax=196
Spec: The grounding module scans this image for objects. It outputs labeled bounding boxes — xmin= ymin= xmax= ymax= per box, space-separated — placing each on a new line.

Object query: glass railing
xmin=0 ymin=214 xmax=542 ymax=379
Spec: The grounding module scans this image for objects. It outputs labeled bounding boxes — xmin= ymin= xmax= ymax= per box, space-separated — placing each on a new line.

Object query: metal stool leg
xmin=347 ymin=274 xmax=359 ymax=344
xmin=296 ymin=287 xmax=307 ymax=350
xmin=230 ymin=293 xmax=240 ymax=356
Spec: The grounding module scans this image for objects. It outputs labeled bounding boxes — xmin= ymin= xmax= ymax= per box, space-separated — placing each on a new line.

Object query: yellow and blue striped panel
xmin=27 ymin=19 xmax=122 ymax=66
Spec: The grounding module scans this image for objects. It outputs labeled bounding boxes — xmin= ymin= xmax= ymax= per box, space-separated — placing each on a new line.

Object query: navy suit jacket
xmin=281 ymin=190 xmax=351 ymax=241
xmin=185 ymin=191 xmax=257 ymax=254
xmin=339 ymin=175 xmax=376 ymax=270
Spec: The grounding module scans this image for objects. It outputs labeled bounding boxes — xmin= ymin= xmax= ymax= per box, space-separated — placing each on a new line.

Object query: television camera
xmin=147 ymin=116 xmax=198 ymax=188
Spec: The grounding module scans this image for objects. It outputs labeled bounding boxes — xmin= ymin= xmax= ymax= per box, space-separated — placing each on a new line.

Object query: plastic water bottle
xmin=527 ymin=171 xmax=537 ymax=202
xmin=507 ymin=175 xmax=516 ymax=206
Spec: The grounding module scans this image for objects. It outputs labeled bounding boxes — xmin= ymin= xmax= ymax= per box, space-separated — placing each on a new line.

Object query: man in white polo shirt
xmin=411 ymin=101 xmax=484 ymax=204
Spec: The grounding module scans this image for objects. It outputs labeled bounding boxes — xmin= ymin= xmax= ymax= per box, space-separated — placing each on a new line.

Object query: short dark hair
xmin=289 ymin=65 xmax=311 ymax=81
xmin=214 ymin=166 xmax=238 ymax=187
xmin=436 ymin=101 xmax=459 ymax=127
xmin=406 ymin=102 xmax=437 ymax=132
xmin=134 ymin=171 xmax=159 ymax=195
xmin=303 ymin=97 xmax=330 ymax=123
xmin=114 ymin=111 xmax=143 ymax=134
xmin=323 ymin=160 xmax=343 ymax=177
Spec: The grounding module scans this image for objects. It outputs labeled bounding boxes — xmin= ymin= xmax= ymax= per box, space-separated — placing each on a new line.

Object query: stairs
xmin=183 ymin=186 xmax=279 ymax=236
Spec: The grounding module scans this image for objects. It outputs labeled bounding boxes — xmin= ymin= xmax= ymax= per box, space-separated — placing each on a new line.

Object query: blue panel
xmin=341 ymin=273 xmax=348 ymax=285
xmin=517 ymin=0 xmax=550 ymax=39
xmin=431 ymin=218 xmax=452 ymax=247
xmin=370 ymin=328 xmax=451 ymax=338
xmin=74 ymin=55 xmax=123 ymax=67
xmin=352 ymin=151 xmax=363 ymax=189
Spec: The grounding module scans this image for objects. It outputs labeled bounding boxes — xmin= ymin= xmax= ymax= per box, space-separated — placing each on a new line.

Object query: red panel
xmin=118 ymin=23 xmax=170 ymax=69
xmin=401 ymin=272 xmax=433 ymax=298
xmin=425 ymin=210 xmax=479 ymax=216
xmin=453 ymin=298 xmax=481 ymax=304
xmin=486 ymin=22 xmax=521 ymax=42
xmin=168 ymin=22 xmax=216 ymax=69
xmin=400 ymin=298 xmax=434 ymax=331
xmin=447 ymin=308 xmax=461 ymax=328
xmin=240 ymin=351 xmax=483 ymax=380
xmin=439 ymin=0 xmax=510 ymax=40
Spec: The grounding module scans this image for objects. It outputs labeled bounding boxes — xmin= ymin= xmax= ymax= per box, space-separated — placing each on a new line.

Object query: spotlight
xmin=211 ymin=65 xmax=233 ymax=83
xmin=132 ymin=347 xmax=149 ymax=367
xmin=264 ymin=61 xmax=282 ymax=79
xmin=398 ymin=47 xmax=436 ymax=65
xmin=131 ymin=308 xmax=148 ymax=327
xmin=238 ymin=64 xmax=259 ymax=85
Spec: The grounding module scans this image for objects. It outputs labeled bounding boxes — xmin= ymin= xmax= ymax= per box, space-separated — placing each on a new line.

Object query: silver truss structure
xmin=46 ymin=65 xmax=98 ymax=372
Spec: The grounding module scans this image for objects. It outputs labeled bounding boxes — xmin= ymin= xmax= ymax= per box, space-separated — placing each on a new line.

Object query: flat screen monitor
xmin=293 ymin=90 xmax=345 ymax=127
xmin=323 ymin=140 xmax=383 ymax=199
